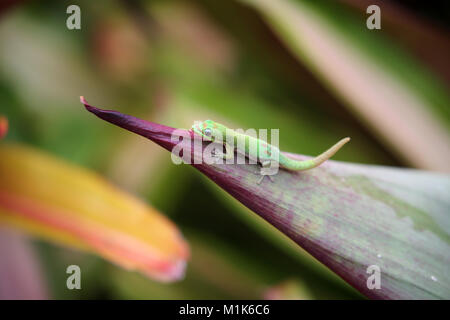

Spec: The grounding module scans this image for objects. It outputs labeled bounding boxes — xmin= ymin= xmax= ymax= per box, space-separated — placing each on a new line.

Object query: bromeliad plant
xmin=81 ymin=97 xmax=450 ymax=300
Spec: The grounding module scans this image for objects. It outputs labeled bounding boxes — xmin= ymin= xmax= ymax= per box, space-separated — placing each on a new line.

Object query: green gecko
xmin=191 ymin=120 xmax=350 ymax=183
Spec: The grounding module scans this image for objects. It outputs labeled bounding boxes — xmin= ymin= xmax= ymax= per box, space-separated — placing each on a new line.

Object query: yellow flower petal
xmin=0 ymin=143 xmax=189 ymax=282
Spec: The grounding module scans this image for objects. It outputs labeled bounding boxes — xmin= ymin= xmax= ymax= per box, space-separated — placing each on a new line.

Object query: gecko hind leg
xmin=257 ymin=174 xmax=274 ymax=184
xmin=257 ymin=160 xmax=275 ymax=184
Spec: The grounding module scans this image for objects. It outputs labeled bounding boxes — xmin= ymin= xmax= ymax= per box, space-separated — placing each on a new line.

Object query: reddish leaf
xmin=82 ymin=97 xmax=450 ymax=299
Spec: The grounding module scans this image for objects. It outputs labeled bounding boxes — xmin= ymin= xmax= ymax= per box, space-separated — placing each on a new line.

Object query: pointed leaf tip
xmin=80 ymin=97 xmax=178 ymax=151
xmin=80 ymin=96 xmax=106 ymax=114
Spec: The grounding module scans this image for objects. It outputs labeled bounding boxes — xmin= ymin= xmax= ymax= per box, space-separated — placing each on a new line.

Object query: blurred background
xmin=0 ymin=0 xmax=449 ymax=299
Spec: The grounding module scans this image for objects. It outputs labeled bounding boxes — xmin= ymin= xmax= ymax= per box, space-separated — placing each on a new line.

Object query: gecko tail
xmin=310 ymin=137 xmax=350 ymax=168
xmin=283 ymin=137 xmax=350 ymax=171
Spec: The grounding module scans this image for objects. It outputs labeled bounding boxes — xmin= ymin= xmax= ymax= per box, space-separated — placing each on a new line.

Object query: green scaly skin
xmin=191 ymin=120 xmax=350 ymax=180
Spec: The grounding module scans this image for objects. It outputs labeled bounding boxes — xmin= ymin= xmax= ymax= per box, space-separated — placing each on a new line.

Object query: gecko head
xmin=191 ymin=120 xmax=219 ymax=142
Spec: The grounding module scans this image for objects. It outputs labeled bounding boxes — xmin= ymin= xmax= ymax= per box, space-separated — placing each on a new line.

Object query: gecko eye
xmin=204 ymin=128 xmax=212 ymax=137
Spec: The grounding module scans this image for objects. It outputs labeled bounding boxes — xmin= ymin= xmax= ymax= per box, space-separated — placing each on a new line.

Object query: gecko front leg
xmin=257 ymin=160 xmax=277 ymax=184
xmin=245 ymin=152 xmax=276 ymax=184
xmin=211 ymin=142 xmax=234 ymax=163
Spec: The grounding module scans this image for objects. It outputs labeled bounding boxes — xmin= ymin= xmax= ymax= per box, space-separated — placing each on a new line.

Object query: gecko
xmin=191 ymin=120 xmax=350 ymax=184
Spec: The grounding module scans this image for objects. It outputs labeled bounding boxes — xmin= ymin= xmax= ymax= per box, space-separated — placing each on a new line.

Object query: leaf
xmin=0 ymin=142 xmax=189 ymax=282
xmin=237 ymin=0 xmax=450 ymax=172
xmin=264 ymin=279 xmax=313 ymax=300
xmin=81 ymin=98 xmax=450 ymax=299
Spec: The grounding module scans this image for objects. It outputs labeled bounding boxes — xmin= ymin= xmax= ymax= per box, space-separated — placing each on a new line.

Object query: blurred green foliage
xmin=1 ymin=0 xmax=448 ymax=299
